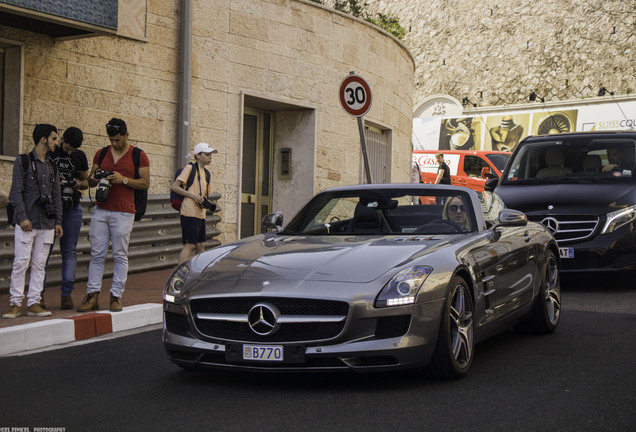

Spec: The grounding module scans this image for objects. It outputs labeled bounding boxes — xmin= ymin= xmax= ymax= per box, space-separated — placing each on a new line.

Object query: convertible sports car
xmin=163 ymin=184 xmax=561 ymax=379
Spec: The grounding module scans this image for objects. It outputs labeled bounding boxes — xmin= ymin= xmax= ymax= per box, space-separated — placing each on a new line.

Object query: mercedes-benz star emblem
xmin=541 ymin=217 xmax=559 ymax=234
xmin=248 ymin=303 xmax=281 ymax=336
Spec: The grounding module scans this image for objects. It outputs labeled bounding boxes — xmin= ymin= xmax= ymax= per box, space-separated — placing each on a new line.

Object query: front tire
xmin=424 ymin=276 xmax=474 ymax=379
xmin=515 ymin=250 xmax=561 ymax=334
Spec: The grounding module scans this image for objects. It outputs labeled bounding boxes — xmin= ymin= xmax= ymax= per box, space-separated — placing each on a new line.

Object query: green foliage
xmin=367 ymin=12 xmax=407 ymax=41
xmin=306 ymin=0 xmax=407 ymax=41
xmin=327 ymin=0 xmax=407 ymax=41
xmin=333 ymin=1 xmax=369 ymax=19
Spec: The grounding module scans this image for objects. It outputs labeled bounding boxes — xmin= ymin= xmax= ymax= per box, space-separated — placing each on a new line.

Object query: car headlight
xmin=375 ymin=266 xmax=433 ymax=308
xmin=601 ymin=204 xmax=636 ymax=234
xmin=164 ymin=264 xmax=189 ymax=303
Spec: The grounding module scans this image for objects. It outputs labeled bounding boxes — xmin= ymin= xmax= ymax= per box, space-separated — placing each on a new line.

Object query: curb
xmin=0 ymin=303 xmax=163 ymax=356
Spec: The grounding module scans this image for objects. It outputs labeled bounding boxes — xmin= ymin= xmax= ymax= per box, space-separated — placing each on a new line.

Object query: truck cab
xmin=413 ymin=150 xmax=510 ymax=193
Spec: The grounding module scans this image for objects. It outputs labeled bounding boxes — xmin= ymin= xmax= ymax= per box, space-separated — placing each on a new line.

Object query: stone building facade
xmin=0 ymin=0 xmax=415 ymax=243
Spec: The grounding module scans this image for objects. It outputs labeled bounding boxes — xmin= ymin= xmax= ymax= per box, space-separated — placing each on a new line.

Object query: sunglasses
xmin=449 ymin=204 xmax=465 ymax=213
xmin=106 ymin=124 xmax=125 ymax=136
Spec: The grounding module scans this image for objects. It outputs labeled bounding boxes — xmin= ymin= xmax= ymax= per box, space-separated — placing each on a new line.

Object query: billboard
xmin=413 ymin=99 xmax=636 ymax=151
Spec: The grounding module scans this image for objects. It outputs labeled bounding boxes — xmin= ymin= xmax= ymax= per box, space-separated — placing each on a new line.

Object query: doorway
xmin=241 ymin=109 xmax=273 ymax=238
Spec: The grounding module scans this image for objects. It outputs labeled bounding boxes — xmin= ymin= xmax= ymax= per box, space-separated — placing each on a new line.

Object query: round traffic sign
xmin=339 ymin=74 xmax=372 ymax=117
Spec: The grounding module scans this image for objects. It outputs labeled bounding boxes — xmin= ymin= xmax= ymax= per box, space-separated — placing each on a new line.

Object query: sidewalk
xmin=0 ymin=267 xmax=174 ymax=356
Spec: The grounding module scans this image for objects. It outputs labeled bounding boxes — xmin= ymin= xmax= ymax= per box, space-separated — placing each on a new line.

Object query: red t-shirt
xmin=93 ymin=146 xmax=150 ymax=214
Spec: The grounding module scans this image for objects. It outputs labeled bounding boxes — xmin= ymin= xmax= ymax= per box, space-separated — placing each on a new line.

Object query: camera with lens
xmin=60 ymin=175 xmax=76 ymax=210
xmin=94 ymin=169 xmax=114 ymax=203
xmin=37 ymin=194 xmax=56 ymax=219
xmin=200 ymin=198 xmax=216 ymax=212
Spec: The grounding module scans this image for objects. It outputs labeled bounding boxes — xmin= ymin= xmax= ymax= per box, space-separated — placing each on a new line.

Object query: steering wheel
xmin=329 ymin=216 xmax=340 ymax=222
xmin=423 ymin=218 xmax=465 ymax=233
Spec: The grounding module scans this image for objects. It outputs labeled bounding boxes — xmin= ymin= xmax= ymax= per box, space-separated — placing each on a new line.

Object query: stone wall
xmin=367 ymin=0 xmax=635 ymax=107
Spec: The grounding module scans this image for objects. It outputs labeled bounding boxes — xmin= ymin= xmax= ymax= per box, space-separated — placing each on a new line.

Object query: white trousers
xmin=9 ymin=225 xmax=55 ymax=307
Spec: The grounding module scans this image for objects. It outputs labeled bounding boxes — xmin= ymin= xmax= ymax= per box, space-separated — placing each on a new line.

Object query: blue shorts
xmin=180 ymin=216 xmax=206 ymax=245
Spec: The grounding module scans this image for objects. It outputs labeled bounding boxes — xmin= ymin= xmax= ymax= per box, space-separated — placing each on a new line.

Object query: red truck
xmin=413 ymin=150 xmax=510 ymax=192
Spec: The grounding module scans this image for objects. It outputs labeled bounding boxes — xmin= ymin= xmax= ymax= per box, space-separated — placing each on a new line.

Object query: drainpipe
xmin=177 ymin=0 xmax=192 ymax=164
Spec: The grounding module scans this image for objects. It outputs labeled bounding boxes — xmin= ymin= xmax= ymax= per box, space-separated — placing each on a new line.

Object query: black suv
xmin=486 ymin=131 xmax=636 ymax=273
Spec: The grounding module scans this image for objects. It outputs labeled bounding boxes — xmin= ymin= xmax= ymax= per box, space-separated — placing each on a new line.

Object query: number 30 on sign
xmin=339 ymin=73 xmax=373 ymax=117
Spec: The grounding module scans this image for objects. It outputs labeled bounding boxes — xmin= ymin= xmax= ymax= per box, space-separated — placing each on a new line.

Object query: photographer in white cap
xmin=171 ymin=142 xmax=217 ymax=265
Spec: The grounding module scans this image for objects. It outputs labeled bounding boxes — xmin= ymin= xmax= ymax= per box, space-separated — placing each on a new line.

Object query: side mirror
xmin=491 ymin=209 xmax=527 ymax=241
xmin=262 ymin=211 xmax=284 ymax=232
xmin=494 ymin=209 xmax=528 ymax=228
xmin=480 ymin=166 xmax=490 ymax=179
xmin=484 ymin=178 xmax=499 ymax=192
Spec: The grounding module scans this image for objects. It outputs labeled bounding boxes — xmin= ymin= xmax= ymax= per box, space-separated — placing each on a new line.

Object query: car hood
xmin=495 ymin=183 xmax=634 ymax=213
xmin=196 ymin=234 xmax=451 ymax=283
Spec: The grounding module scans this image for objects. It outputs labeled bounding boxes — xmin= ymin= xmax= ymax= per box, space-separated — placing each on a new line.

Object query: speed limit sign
xmin=339 ymin=73 xmax=372 ymax=117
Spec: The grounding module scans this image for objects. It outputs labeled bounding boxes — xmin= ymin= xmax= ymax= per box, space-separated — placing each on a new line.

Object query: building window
xmin=364 ymin=124 xmax=392 ymax=183
xmin=0 ymin=41 xmax=22 ymax=157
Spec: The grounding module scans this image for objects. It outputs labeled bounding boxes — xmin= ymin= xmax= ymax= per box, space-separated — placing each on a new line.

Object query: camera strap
xmin=195 ymin=164 xmax=209 ymax=199
xmin=28 ymin=151 xmax=55 ymax=198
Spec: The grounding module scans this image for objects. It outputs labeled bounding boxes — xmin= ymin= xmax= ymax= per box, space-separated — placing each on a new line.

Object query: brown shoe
xmin=27 ymin=303 xmax=52 ymax=317
xmin=61 ymin=296 xmax=74 ymax=310
xmin=110 ymin=294 xmax=122 ymax=312
xmin=77 ymin=292 xmax=99 ymax=312
xmin=3 ymin=305 xmax=21 ymax=319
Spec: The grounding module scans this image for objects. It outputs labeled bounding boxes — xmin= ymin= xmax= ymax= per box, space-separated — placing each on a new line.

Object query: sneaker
xmin=77 ymin=292 xmax=99 ymax=312
xmin=110 ymin=294 xmax=123 ymax=312
xmin=61 ymin=296 xmax=74 ymax=310
xmin=39 ymin=299 xmax=47 ymax=310
xmin=27 ymin=304 xmax=52 ymax=317
xmin=3 ymin=305 xmax=21 ymax=319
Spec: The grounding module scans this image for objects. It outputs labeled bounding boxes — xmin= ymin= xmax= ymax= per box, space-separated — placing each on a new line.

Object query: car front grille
xmin=164 ymin=311 xmax=190 ymax=337
xmin=189 ymin=297 xmax=349 ymax=343
xmin=530 ymin=214 xmax=599 ymax=243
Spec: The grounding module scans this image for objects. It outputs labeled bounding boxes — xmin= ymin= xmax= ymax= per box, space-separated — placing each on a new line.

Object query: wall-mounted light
xmin=529 ymin=91 xmax=545 ymax=102
xmin=462 ymin=97 xmax=477 ymax=107
xmin=598 ymin=87 xmax=614 ymax=96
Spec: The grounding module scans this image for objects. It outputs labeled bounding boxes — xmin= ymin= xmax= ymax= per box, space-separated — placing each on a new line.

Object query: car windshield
xmin=502 ymin=136 xmax=636 ymax=184
xmin=282 ymin=188 xmax=477 ymax=235
xmin=487 ymin=153 xmax=510 ymax=172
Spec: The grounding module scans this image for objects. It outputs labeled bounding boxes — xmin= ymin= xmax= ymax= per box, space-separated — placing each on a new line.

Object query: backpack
xmin=98 ymin=146 xmax=147 ymax=221
xmin=170 ymin=162 xmax=211 ymax=211
xmin=7 ymin=153 xmax=57 ymax=226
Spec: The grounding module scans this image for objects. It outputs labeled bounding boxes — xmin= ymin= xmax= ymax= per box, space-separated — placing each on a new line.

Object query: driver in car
xmin=443 ymin=196 xmax=470 ymax=231
xmin=602 ymin=146 xmax=628 ymax=173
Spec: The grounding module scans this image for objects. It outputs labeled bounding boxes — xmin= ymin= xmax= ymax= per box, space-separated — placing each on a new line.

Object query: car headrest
xmin=583 ymin=154 xmax=602 ymax=171
xmin=545 ymin=147 xmax=565 ymax=167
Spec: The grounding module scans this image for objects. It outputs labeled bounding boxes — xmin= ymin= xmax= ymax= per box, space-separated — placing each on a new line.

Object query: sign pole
xmin=357 ymin=116 xmax=373 ymax=184
xmin=339 ymin=71 xmax=374 ymax=184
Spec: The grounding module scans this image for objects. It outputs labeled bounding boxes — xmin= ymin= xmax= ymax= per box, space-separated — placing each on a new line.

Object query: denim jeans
xmin=43 ymin=203 xmax=83 ymax=297
xmin=10 ymin=225 xmax=55 ymax=307
xmin=59 ymin=203 xmax=83 ymax=296
xmin=86 ymin=208 xmax=135 ymax=298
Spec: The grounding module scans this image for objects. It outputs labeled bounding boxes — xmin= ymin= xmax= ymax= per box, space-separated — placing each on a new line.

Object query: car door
xmin=454 ymin=155 xmax=489 ymax=192
xmin=488 ymin=224 xmax=537 ymax=318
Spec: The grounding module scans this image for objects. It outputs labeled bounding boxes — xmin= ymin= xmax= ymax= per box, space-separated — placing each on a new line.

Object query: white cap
xmin=193 ymin=142 xmax=217 ymax=155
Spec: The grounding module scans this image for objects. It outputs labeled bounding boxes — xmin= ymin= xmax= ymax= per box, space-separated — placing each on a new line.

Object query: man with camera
xmin=3 ymin=124 xmax=63 ymax=319
xmin=77 ymin=118 xmax=150 ymax=313
xmin=171 ymin=142 xmax=217 ymax=265
xmin=45 ymin=127 xmax=89 ymax=310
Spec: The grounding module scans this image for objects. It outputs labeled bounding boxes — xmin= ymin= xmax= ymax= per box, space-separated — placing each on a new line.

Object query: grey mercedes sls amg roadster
xmin=163 ymin=184 xmax=561 ymax=379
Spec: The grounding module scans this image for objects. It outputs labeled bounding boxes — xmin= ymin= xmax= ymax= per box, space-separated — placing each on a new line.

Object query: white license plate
xmin=243 ymin=344 xmax=284 ymax=361
xmin=559 ymin=247 xmax=574 ymax=259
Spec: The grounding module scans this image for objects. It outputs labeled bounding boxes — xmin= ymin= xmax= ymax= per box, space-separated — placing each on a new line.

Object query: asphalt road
xmin=1 ymin=274 xmax=635 ymax=432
